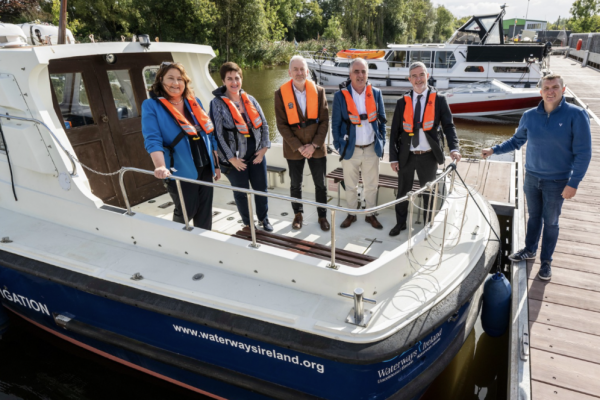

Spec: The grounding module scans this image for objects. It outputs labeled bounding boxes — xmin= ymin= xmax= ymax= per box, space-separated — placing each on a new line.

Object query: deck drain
xmin=192 ymin=273 xmax=204 ymax=281
xmin=158 ymin=201 xmax=174 ymax=209
xmin=148 ymin=200 xmax=156 ymax=203
xmin=227 ymin=217 xmax=235 ymax=221
xmin=212 ymin=211 xmax=221 ymax=216
xmin=227 ymin=201 xmax=236 ymax=205
xmin=281 ymin=212 xmax=288 ymax=216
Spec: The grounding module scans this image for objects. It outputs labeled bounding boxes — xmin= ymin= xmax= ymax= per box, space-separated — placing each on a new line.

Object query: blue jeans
xmin=523 ymin=173 xmax=568 ymax=262
xmin=226 ymin=156 xmax=269 ymax=225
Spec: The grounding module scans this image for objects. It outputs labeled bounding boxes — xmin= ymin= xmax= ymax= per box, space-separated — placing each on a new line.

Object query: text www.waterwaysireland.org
xmin=173 ymin=324 xmax=325 ymax=374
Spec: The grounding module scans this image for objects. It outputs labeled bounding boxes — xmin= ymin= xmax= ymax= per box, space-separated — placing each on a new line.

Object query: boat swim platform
xmin=510 ymin=56 xmax=600 ymax=400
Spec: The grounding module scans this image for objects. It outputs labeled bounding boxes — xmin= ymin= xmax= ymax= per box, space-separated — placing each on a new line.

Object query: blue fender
xmin=481 ymin=272 xmax=511 ymax=337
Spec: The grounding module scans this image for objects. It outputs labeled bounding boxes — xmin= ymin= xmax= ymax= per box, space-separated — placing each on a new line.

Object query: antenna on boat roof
xmin=500 ymin=3 xmax=508 ymax=9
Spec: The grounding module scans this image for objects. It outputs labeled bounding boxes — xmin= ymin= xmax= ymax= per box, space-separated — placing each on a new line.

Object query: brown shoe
xmin=292 ymin=212 xmax=303 ymax=230
xmin=318 ymin=217 xmax=330 ymax=231
xmin=365 ymin=215 xmax=383 ymax=230
xmin=340 ymin=215 xmax=357 ymax=228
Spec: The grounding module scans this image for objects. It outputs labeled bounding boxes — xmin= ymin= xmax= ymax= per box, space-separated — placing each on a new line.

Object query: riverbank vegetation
xmin=1 ymin=0 xmax=599 ymax=67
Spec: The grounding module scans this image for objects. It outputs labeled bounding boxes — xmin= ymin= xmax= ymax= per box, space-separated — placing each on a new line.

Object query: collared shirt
xmin=409 ymin=90 xmax=459 ymax=153
xmin=351 ymin=86 xmax=374 ymax=145
xmin=409 ymin=90 xmax=432 ymax=152
xmin=292 ymin=83 xmax=307 ymax=117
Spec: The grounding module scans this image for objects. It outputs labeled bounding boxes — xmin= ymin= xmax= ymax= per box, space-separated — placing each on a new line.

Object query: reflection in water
xmin=422 ymin=319 xmax=509 ymax=400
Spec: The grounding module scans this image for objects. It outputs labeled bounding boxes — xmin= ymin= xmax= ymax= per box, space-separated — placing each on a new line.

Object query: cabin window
xmin=435 ymin=51 xmax=456 ymax=69
xmin=368 ymin=63 xmax=377 ymax=70
xmin=465 ymin=66 xmax=485 ymax=72
xmin=390 ymin=51 xmax=408 ymax=67
xmin=493 ymin=66 xmax=530 ymax=73
xmin=107 ymin=70 xmax=139 ymax=120
xmin=143 ymin=66 xmax=160 ymax=97
xmin=50 ymin=72 xmax=95 ymax=128
xmin=334 ymin=62 xmax=350 ymax=68
xmin=409 ymin=51 xmax=432 ymax=68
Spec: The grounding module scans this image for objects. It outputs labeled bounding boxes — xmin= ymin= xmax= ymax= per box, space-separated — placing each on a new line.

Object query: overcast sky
xmin=438 ymin=0 xmax=574 ymax=23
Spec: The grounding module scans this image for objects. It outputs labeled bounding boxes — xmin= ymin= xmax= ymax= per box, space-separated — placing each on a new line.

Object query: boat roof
xmin=0 ymin=41 xmax=215 ymax=65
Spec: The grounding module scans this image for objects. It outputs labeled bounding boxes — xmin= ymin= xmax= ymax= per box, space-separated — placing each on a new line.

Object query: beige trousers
xmin=341 ymin=144 xmax=380 ymax=216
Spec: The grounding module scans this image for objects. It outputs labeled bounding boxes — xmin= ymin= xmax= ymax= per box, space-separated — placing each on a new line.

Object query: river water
xmin=0 ymin=65 xmax=515 ymax=400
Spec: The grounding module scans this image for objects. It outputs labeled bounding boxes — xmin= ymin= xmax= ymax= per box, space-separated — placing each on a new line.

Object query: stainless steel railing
xmin=119 ymin=165 xmax=457 ymax=269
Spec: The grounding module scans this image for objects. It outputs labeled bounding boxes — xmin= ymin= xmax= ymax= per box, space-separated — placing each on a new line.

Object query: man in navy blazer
xmin=332 ymin=58 xmax=387 ymax=229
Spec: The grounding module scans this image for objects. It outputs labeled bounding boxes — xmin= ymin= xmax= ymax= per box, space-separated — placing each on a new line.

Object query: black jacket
xmin=389 ymin=86 xmax=459 ymax=168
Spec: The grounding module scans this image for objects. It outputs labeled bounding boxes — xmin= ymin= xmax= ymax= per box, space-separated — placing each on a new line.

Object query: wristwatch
xmin=312 ymin=143 xmax=319 ymax=149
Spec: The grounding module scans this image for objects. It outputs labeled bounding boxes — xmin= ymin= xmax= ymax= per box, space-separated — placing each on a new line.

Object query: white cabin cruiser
xmin=305 ymin=9 xmax=551 ymax=90
xmin=0 ymin=25 xmax=500 ymax=399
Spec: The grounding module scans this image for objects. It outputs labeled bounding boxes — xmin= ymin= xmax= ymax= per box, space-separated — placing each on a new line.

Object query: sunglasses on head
xmin=160 ymin=61 xmax=182 ymax=69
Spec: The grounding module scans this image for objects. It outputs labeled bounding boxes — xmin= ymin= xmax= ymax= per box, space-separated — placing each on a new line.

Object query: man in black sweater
xmin=388 ymin=62 xmax=461 ymax=236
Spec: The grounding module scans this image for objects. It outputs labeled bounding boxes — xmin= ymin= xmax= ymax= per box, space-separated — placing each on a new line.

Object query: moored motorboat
xmin=440 ymin=80 xmax=542 ymax=117
xmin=305 ymin=8 xmax=551 ymax=89
xmin=0 ymin=26 xmax=500 ymax=399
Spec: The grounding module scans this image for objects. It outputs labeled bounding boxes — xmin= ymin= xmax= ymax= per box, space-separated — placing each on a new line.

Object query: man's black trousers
xmin=287 ymin=157 xmax=328 ymax=218
xmin=395 ymin=152 xmax=438 ymax=225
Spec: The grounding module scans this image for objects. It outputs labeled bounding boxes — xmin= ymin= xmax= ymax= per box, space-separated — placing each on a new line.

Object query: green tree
xmin=0 ymin=0 xmax=39 ymax=23
xmin=433 ymin=5 xmax=454 ymax=42
xmin=323 ymin=14 xmax=343 ymax=39
xmin=569 ymin=0 xmax=600 ymax=32
xmin=291 ymin=0 xmax=324 ymax=41
xmin=264 ymin=0 xmax=302 ymax=41
xmin=214 ymin=0 xmax=268 ymax=61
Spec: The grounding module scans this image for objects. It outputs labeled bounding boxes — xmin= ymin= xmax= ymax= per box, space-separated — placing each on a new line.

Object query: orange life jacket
xmin=218 ymin=91 xmax=262 ymax=138
xmin=340 ymin=84 xmax=377 ymax=125
xmin=157 ymin=96 xmax=214 ymax=137
xmin=280 ymin=79 xmax=319 ymax=127
xmin=402 ymin=92 xmax=437 ymax=136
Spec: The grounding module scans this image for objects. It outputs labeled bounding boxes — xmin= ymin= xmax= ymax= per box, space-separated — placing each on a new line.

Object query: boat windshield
xmin=443 ymin=80 xmax=511 ymax=94
xmin=447 ymin=31 xmax=481 ymax=45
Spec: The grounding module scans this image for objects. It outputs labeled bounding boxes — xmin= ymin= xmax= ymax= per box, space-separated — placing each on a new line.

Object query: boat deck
xmin=524 ymin=56 xmax=600 ymax=400
xmin=131 ymin=159 xmax=514 ymax=262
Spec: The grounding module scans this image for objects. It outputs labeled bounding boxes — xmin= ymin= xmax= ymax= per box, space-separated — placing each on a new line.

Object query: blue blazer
xmin=332 ymin=83 xmax=387 ymax=160
xmin=142 ymin=97 xmax=218 ymax=180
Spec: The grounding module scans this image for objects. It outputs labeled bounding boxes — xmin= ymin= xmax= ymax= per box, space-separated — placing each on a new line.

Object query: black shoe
xmin=537 ymin=261 xmax=552 ymax=281
xmin=260 ymin=218 xmax=273 ymax=232
xmin=389 ymin=223 xmax=407 ymax=237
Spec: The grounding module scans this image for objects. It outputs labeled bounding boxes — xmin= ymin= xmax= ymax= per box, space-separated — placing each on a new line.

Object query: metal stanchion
xmin=449 ymin=169 xmax=456 ymax=194
xmin=438 ymin=210 xmax=448 ymax=268
xmin=328 ymin=210 xmax=338 ymax=269
xmin=119 ymin=170 xmax=134 ymax=216
xmin=176 ymin=179 xmax=193 ymax=231
xmin=407 ymin=193 xmax=414 ymax=252
xmin=426 ymin=183 xmax=434 ymax=226
xmin=246 ymin=193 xmax=260 ymax=248
xmin=458 ymin=190 xmax=470 ymax=238
xmin=431 ymin=182 xmax=440 ymax=225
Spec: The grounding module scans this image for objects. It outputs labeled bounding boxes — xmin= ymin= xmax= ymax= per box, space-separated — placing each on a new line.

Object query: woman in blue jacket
xmin=142 ymin=62 xmax=220 ymax=230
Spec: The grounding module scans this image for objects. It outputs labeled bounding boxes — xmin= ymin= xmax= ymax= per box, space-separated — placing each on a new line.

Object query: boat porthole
xmin=193 ymin=273 xmax=204 ymax=281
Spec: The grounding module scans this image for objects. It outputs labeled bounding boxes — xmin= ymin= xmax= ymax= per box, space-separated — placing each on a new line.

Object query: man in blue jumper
xmin=482 ymin=74 xmax=591 ymax=281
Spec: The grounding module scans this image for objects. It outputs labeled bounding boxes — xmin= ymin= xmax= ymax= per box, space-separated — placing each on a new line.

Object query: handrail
xmin=0 ymin=114 xmax=78 ymax=176
xmin=119 ymin=164 xmax=456 ymax=268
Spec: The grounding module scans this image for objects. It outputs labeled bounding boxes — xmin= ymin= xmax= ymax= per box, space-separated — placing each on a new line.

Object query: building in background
xmin=503 ymin=18 xmax=548 ymax=39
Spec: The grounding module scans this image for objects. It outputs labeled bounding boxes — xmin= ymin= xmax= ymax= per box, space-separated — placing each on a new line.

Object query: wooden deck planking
xmin=525 ymin=61 xmax=600 ymax=399
xmin=532 ymin=381 xmax=600 ymax=400
xmin=530 ymin=349 xmax=600 ymax=398
xmin=482 ymin=161 xmax=511 ymax=203
xmin=528 ymin=277 xmax=600 ymax=310
xmin=529 ymin=322 xmax=600 ymax=365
